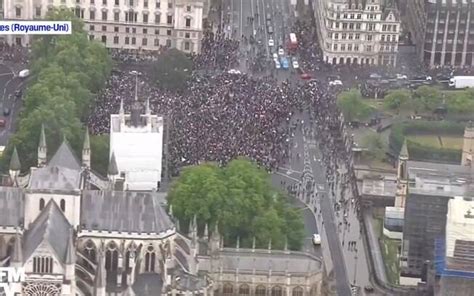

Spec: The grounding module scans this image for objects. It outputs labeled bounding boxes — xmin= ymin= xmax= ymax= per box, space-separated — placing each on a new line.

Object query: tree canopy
xmin=168 ymin=159 xmax=305 ymax=250
xmin=383 ymin=89 xmax=412 ymax=112
xmin=1 ymin=9 xmax=112 ymax=171
xmin=337 ymin=89 xmax=373 ymax=122
xmin=150 ymin=48 xmax=193 ymax=91
xmin=362 ymin=133 xmax=387 ymax=161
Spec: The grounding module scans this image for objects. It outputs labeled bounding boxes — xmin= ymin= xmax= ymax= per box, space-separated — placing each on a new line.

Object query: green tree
xmin=413 ymin=86 xmax=442 ymax=113
xmin=150 ymin=48 xmax=193 ymax=90
xmin=446 ymin=89 xmax=474 ymax=114
xmin=90 ymin=135 xmax=110 ymax=176
xmin=362 ymin=133 xmax=387 ymax=161
xmin=1 ymin=9 xmax=111 ymax=172
xmin=383 ymin=89 xmax=412 ymax=112
xmin=168 ymin=159 xmax=305 ymax=250
xmin=337 ymin=89 xmax=372 ymax=122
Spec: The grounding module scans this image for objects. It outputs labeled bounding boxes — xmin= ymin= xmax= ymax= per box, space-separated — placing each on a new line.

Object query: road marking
xmin=250 ymin=0 xmax=255 ymax=34
xmin=239 ymin=0 xmax=243 ymax=38
xmin=275 ymin=171 xmax=300 ymax=182
xmin=0 ymin=73 xmax=14 ymax=77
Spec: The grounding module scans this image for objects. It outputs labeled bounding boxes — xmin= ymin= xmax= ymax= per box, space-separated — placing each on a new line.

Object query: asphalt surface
xmin=223 ymin=1 xmax=377 ymax=295
xmin=0 ymin=63 xmax=25 ymax=146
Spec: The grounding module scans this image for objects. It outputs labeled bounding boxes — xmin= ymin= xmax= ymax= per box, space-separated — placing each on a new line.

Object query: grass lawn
xmin=374 ymin=217 xmax=401 ymax=285
xmin=406 ymin=135 xmax=441 ymax=148
xmin=440 ymin=136 xmax=464 ymax=150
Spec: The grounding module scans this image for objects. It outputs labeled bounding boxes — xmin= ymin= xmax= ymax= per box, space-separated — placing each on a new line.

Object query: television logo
xmin=0 ymin=267 xmax=25 ymax=296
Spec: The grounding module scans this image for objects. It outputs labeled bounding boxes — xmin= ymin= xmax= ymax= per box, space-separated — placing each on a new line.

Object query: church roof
xmin=49 ymin=140 xmax=81 ymax=171
xmin=0 ymin=187 xmax=24 ymax=227
xmin=23 ymin=200 xmax=72 ymax=263
xmin=80 ymin=191 xmax=173 ymax=233
xmin=132 ymin=274 xmax=163 ymax=295
xmin=28 ymin=166 xmax=82 ymax=190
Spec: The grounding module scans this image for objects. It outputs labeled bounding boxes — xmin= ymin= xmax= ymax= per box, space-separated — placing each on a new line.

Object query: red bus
xmin=287 ymin=33 xmax=298 ymax=53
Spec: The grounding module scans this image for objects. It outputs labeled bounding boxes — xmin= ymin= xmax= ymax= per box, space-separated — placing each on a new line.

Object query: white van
xmin=312 ymin=234 xmax=321 ymax=245
xmin=19 ymin=69 xmax=30 ymax=78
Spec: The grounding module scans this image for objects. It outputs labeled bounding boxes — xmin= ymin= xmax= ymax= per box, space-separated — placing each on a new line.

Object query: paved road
xmin=0 ymin=63 xmax=24 ymax=146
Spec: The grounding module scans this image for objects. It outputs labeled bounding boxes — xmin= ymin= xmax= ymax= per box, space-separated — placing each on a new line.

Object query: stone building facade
xmin=1 ymin=0 xmax=204 ymax=53
xmin=406 ymin=0 xmax=474 ymax=68
xmin=313 ymin=0 xmax=401 ymax=66
xmin=0 ymin=101 xmax=324 ymax=296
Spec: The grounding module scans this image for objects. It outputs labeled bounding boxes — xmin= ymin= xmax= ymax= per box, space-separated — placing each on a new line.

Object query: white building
xmin=110 ymin=95 xmax=164 ymax=191
xmin=2 ymin=0 xmax=204 ymax=53
xmin=313 ymin=0 xmax=400 ymax=66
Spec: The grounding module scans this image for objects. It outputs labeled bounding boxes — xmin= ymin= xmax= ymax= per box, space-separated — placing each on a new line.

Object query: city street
xmin=221 ymin=1 xmax=377 ymax=294
xmin=0 ymin=63 xmax=24 ymax=146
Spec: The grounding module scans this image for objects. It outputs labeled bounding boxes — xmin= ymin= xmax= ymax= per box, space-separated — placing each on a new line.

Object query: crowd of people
xmin=88 ymin=70 xmax=305 ymax=175
xmin=192 ymin=31 xmax=240 ymax=71
xmin=0 ymin=42 xmax=29 ymax=65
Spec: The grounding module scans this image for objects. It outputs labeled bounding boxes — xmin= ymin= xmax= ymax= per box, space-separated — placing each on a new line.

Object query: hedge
xmin=389 ymin=121 xmax=464 ymax=163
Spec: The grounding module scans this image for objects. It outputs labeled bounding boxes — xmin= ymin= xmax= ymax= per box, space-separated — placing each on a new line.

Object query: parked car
xmin=267 ymin=26 xmax=273 ymax=34
xmin=274 ymin=60 xmax=281 ymax=69
xmin=19 ymin=69 xmax=30 ymax=78
xmin=272 ymin=53 xmax=279 ymax=61
xmin=329 ymin=80 xmax=343 ymax=86
xmin=268 ymin=39 xmax=274 ymax=47
xmin=278 ymin=48 xmax=284 ymax=55
xmin=312 ymin=234 xmax=321 ymax=245
xmin=292 ymin=58 xmax=299 ymax=69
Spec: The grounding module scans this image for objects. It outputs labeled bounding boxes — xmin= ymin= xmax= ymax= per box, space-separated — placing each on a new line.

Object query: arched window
xmin=84 ymin=240 xmax=97 ymax=263
xmin=239 ymin=284 xmax=250 ymax=295
xmin=271 ymin=286 xmax=282 ymax=296
xmin=292 ymin=287 xmax=303 ymax=296
xmin=223 ymin=283 xmax=233 ymax=296
xmin=255 ymin=285 xmax=266 ymax=296
xmin=105 ymin=241 xmax=118 ymax=271
xmin=144 ymin=244 xmax=156 ymax=272
xmin=125 ymin=243 xmax=137 ymax=270
xmin=60 ymin=199 xmax=65 ymax=212
xmin=39 ymin=198 xmax=45 ymax=211
xmin=310 ymin=285 xmax=318 ymax=296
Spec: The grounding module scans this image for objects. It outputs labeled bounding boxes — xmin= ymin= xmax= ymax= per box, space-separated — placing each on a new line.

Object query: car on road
xmin=0 ymin=118 xmax=6 ymax=128
xmin=272 ymin=53 xmax=278 ymax=61
xmin=281 ymin=57 xmax=289 ymax=69
xmin=312 ymin=234 xmax=321 ymax=245
xmin=300 ymin=73 xmax=312 ymax=80
xmin=267 ymin=26 xmax=273 ymax=34
xmin=278 ymin=48 xmax=284 ymax=55
xmin=369 ymin=73 xmax=382 ymax=79
xmin=292 ymin=58 xmax=299 ymax=69
xmin=266 ymin=13 xmax=271 ymax=21
xmin=19 ymin=69 xmax=30 ymax=78
xmin=396 ymin=74 xmax=408 ymax=80
xmin=274 ymin=60 xmax=281 ymax=69
xmin=3 ymin=108 xmax=10 ymax=116
xmin=329 ymin=80 xmax=343 ymax=86
xmin=268 ymin=39 xmax=274 ymax=47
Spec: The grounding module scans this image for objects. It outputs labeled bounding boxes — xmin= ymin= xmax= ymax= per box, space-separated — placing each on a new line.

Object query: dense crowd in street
xmin=88 ymin=70 xmax=304 ymax=175
xmin=0 ymin=42 xmax=29 ymax=65
xmin=192 ymin=31 xmax=240 ymax=70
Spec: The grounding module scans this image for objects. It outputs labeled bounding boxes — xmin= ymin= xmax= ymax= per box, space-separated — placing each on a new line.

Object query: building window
xmin=89 ymin=35 xmax=95 ymax=40
xmin=125 ymin=27 xmax=129 ymax=33
xmin=15 ymin=7 xmax=21 ymax=17
xmin=60 ymin=199 xmax=65 ymax=212
xmin=367 ymin=35 xmax=373 ymax=41
xmin=125 ymin=36 xmax=129 ymax=44
xmin=114 ymin=36 xmax=119 ymax=44
xmin=154 ymin=38 xmax=159 ymax=46
xmin=184 ymin=41 xmax=190 ymax=50
xmin=102 ymin=11 xmax=107 ymax=21
xmin=186 ymin=5 xmax=191 ymax=12
xmin=292 ymin=287 xmax=303 ymax=296
xmin=239 ymin=284 xmax=250 ymax=295
xmin=91 ymin=0 xmax=95 ymax=4
xmin=144 ymin=245 xmax=155 ymax=272
xmin=105 ymin=242 xmax=118 ymax=272
xmin=155 ymin=1 xmax=160 ymax=8
xmin=144 ymin=0 xmax=148 ymax=7
xmin=223 ymin=284 xmax=233 ymax=296
xmin=166 ymin=29 xmax=171 ymax=36
xmin=102 ymin=0 xmax=106 ymax=4
xmin=155 ymin=14 xmax=160 ymax=23
xmin=142 ymin=38 xmax=147 ymax=46
xmin=271 ymin=286 xmax=283 ymax=296
xmin=102 ymin=25 xmax=107 ymax=31
xmin=101 ymin=35 xmax=107 ymax=43
xmin=143 ymin=28 xmax=147 ymax=34
xmin=184 ymin=32 xmax=190 ymax=39
xmin=166 ymin=39 xmax=171 ymax=47
xmin=114 ymin=0 xmax=119 ymax=4
xmin=90 ymin=24 xmax=95 ymax=31
xmin=255 ymin=286 xmax=266 ymax=296
xmin=90 ymin=11 xmax=95 ymax=20
xmin=132 ymin=27 xmax=136 ymax=33
xmin=143 ymin=14 xmax=148 ymax=23
xmin=154 ymin=29 xmax=159 ymax=34
xmin=114 ymin=26 xmax=119 ymax=32
xmin=366 ymin=45 xmax=372 ymax=52
xmin=39 ymin=198 xmax=45 ymax=211
xmin=35 ymin=7 xmax=41 ymax=17
xmin=167 ymin=15 xmax=172 ymax=24
xmin=114 ymin=12 xmax=119 ymax=21
xmin=185 ymin=18 xmax=191 ymax=27
xmin=167 ymin=2 xmax=172 ymax=8
xmin=131 ymin=37 xmax=136 ymax=44
xmin=33 ymin=256 xmax=53 ymax=274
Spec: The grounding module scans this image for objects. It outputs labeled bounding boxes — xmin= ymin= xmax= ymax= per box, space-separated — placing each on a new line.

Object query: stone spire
xmin=252 ymin=237 xmax=256 ymax=252
xmin=65 ymin=228 xmax=76 ymax=282
xmin=38 ymin=124 xmax=47 ymax=166
xmin=146 ymin=97 xmax=151 ymax=115
xmin=82 ymin=127 xmax=91 ymax=168
xmin=108 ymin=152 xmax=119 ymax=178
xmin=203 ymin=223 xmax=209 ymax=240
xmin=95 ymin=251 xmax=106 ymax=296
xmin=268 ymin=238 xmax=272 ymax=252
xmin=168 ymin=204 xmax=173 ymax=218
xmin=9 ymin=146 xmax=21 ymax=183
xmin=236 ymin=236 xmax=240 ymax=249
xmin=11 ymin=231 xmax=22 ymax=267
xmin=399 ymin=139 xmax=409 ymax=160
xmin=176 ymin=219 xmax=180 ymax=232
xmin=284 ymin=237 xmax=289 ymax=253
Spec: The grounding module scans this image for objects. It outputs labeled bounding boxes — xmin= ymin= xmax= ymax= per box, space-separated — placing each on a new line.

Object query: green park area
xmin=337 ymin=86 xmax=471 ymax=164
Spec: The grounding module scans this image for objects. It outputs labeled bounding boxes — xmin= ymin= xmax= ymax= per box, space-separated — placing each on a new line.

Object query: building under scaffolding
xmin=433 ymin=197 xmax=474 ymax=296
